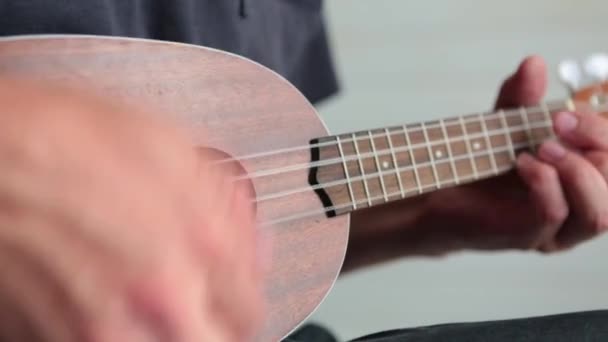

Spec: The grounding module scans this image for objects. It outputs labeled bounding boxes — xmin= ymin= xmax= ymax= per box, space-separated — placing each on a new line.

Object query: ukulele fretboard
xmin=309 ymin=100 xmax=573 ymax=216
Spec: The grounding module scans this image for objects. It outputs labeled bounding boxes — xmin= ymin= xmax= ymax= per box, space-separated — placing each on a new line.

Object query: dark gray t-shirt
xmin=0 ymin=0 xmax=339 ymax=104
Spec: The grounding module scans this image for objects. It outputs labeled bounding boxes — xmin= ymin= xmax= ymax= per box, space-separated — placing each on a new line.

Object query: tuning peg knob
xmin=584 ymin=53 xmax=608 ymax=81
xmin=558 ymin=59 xmax=583 ymax=91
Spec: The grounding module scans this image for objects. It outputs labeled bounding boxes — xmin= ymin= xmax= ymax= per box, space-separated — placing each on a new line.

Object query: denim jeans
xmin=285 ymin=310 xmax=608 ymax=342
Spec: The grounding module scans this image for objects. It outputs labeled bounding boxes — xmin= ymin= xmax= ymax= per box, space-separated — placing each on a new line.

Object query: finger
xmin=194 ymin=159 xmax=264 ymax=340
xmin=585 ymin=151 xmax=608 ymax=182
xmin=223 ymin=184 xmax=265 ymax=339
xmin=125 ymin=266 xmax=221 ymax=342
xmin=553 ymin=111 xmax=608 ymax=150
xmin=537 ymin=140 xmax=608 ymax=246
xmin=495 ymin=55 xmax=547 ymax=109
xmin=515 ymin=153 xmax=569 ymax=251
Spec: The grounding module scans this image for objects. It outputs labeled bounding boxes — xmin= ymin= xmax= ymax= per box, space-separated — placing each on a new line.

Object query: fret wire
xmin=421 ymin=122 xmax=441 ymax=189
xmin=352 ymin=133 xmax=373 ymax=207
xmin=256 ymin=133 xmax=550 ymax=204
xmin=385 ymin=128 xmax=406 ymax=198
xmin=440 ymin=119 xmax=459 ymax=184
xmin=335 ymin=136 xmax=357 ymax=210
xmin=368 ymin=131 xmax=389 ymax=202
xmin=354 ymin=164 xmax=511 ymax=211
xmin=403 ymin=125 xmax=423 ymax=194
xmin=333 ymin=102 xmax=566 ymax=157
xmin=479 ymin=113 xmax=499 ymax=174
xmin=243 ymin=119 xmax=554 ymax=182
xmin=541 ymin=102 xmax=555 ymax=139
xmin=266 ymin=105 xmax=591 ymax=223
xmin=498 ymin=109 xmax=516 ymax=162
xmin=519 ymin=107 xmax=534 ymax=151
xmin=459 ymin=115 xmax=479 ymax=180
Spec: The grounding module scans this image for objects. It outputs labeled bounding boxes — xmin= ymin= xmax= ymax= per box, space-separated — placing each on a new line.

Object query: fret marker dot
xmin=435 ymin=150 xmax=443 ymax=158
xmin=473 ymin=141 xmax=481 ymax=150
xmin=382 ymin=161 xmax=390 ymax=169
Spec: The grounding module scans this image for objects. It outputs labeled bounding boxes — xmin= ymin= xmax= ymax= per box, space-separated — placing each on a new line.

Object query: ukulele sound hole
xmin=196 ymin=147 xmax=257 ymax=212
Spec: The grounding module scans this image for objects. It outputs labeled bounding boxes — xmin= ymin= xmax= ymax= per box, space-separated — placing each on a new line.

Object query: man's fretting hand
xmin=346 ymin=56 xmax=608 ymax=272
xmin=0 ymin=78 xmax=265 ymax=342
xmin=425 ymin=56 xmax=608 ymax=253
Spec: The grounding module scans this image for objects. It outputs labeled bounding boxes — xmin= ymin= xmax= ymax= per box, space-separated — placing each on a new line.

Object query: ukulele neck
xmin=309 ymin=100 xmax=576 ymax=217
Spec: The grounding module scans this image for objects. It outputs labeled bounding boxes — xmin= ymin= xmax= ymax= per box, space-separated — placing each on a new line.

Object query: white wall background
xmin=308 ymin=1 xmax=608 ymax=340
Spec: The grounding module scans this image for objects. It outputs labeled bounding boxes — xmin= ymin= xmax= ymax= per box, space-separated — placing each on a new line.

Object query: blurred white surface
xmin=310 ymin=1 xmax=608 ymax=340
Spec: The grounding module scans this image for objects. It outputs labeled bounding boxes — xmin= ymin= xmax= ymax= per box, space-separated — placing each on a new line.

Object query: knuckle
xmin=127 ymin=275 xmax=177 ymax=315
xmin=124 ymin=273 xmax=190 ymax=338
xmin=543 ymin=205 xmax=569 ymax=227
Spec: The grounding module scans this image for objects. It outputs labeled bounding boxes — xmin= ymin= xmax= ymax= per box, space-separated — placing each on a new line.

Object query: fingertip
xmin=538 ymin=140 xmax=567 ymax=164
xmin=516 ymin=152 xmax=536 ymax=170
xmin=553 ymin=111 xmax=579 ymax=138
xmin=495 ymin=55 xmax=548 ymax=108
xmin=554 ymin=110 xmax=608 ymax=150
xmin=518 ymin=55 xmax=547 ymax=77
xmin=515 ymin=55 xmax=548 ymax=102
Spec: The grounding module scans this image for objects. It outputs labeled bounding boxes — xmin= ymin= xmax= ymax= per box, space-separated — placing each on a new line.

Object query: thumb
xmin=495 ymin=55 xmax=548 ymax=109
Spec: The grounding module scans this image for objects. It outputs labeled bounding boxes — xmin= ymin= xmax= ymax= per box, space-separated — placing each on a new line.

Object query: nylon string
xmin=229 ymin=101 xmax=574 ymax=181
xmin=214 ymin=101 xmax=572 ymax=169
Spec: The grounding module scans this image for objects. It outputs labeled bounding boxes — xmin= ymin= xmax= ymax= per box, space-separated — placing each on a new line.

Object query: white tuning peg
xmin=584 ymin=53 xmax=608 ymax=81
xmin=558 ymin=59 xmax=583 ymax=91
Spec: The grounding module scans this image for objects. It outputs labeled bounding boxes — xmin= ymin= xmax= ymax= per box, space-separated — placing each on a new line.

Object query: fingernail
xmin=538 ymin=140 xmax=566 ymax=162
xmin=554 ymin=112 xmax=578 ymax=135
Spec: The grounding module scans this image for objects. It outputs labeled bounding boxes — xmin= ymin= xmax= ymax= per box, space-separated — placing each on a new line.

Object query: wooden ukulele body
xmin=0 ymin=35 xmax=349 ymax=341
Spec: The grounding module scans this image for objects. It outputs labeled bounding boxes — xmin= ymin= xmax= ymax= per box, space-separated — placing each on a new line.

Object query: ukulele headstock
xmin=559 ymin=53 xmax=608 ymax=115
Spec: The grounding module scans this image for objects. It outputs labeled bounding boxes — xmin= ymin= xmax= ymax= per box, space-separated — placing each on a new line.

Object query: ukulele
xmin=0 ymin=35 xmax=606 ymax=341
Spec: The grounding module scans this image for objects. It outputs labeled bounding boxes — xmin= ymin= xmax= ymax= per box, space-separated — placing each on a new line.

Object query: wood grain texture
xmin=0 ymin=35 xmax=349 ymax=342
